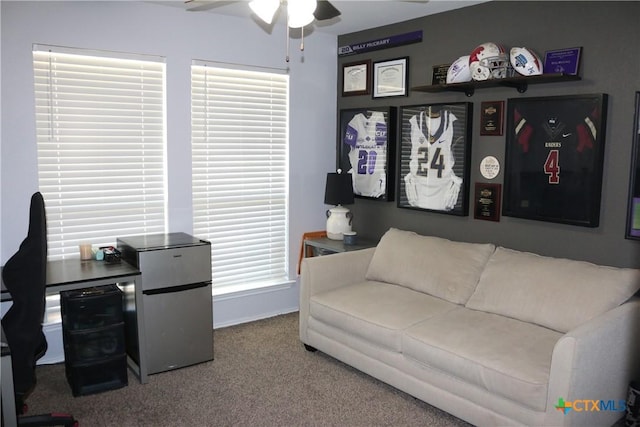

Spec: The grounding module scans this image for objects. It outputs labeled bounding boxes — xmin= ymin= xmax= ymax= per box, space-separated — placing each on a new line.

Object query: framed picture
xmin=503 ymin=93 xmax=609 ymax=227
xmin=480 ymin=100 xmax=504 ymax=136
xmin=338 ymin=106 xmax=397 ymax=201
xmin=342 ymin=60 xmax=371 ymax=97
xmin=397 ymin=102 xmax=473 ymax=215
xmin=626 ymin=92 xmax=640 ymax=239
xmin=474 ymin=183 xmax=502 ymax=222
xmin=373 ymin=57 xmax=408 ymax=98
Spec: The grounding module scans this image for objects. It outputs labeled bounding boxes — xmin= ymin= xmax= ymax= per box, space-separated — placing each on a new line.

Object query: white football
xmin=510 ymin=47 xmax=543 ymax=76
xmin=446 ymin=55 xmax=471 ymax=84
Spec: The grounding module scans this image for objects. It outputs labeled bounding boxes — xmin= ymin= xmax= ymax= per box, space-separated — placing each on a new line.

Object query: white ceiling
xmin=153 ymin=0 xmax=488 ymax=36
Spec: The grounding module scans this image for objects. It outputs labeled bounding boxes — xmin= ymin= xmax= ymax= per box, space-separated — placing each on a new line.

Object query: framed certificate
xmin=373 ymin=57 xmax=408 ymax=98
xmin=503 ymin=94 xmax=609 ymax=227
xmin=342 ymin=60 xmax=371 ymax=97
xmin=397 ymin=102 xmax=473 ymax=216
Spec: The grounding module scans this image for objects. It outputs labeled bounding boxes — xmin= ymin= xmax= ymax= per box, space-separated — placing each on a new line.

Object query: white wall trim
xmin=213 ymin=280 xmax=299 ymax=329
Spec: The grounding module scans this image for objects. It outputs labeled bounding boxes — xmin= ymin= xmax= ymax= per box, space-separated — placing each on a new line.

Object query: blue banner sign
xmin=338 ymin=30 xmax=423 ymax=57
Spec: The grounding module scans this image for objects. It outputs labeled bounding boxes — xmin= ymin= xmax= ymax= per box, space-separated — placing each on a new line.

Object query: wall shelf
xmin=412 ymin=73 xmax=582 ymax=97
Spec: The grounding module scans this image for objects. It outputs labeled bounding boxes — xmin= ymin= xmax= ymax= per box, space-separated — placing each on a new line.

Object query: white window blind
xmin=33 ymin=45 xmax=167 ymax=260
xmin=191 ymin=62 xmax=289 ymax=292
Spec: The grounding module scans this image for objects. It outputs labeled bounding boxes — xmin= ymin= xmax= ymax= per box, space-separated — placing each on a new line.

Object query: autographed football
xmin=510 ymin=47 xmax=543 ymax=76
xmin=446 ymin=55 xmax=472 ymax=84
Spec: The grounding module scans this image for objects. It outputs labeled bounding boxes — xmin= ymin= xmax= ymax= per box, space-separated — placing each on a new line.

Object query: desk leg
xmin=1 ymin=347 xmax=18 ymax=427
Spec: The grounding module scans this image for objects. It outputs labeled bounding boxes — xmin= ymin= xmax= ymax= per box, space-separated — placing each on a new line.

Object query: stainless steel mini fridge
xmin=117 ymin=232 xmax=213 ymax=375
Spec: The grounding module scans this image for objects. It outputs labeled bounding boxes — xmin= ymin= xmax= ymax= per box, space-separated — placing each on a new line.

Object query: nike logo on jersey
xmin=562 ymin=133 xmax=572 ymax=137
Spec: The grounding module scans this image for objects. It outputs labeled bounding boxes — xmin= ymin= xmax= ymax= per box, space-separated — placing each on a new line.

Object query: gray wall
xmin=337 ymin=1 xmax=640 ymax=268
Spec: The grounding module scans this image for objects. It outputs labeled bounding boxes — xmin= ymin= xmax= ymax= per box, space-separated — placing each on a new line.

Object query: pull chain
xmin=286 ymin=13 xmax=290 ymax=62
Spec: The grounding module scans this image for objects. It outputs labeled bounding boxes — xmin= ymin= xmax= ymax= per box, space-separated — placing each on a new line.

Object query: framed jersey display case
xmin=397 ymin=102 xmax=473 ymax=216
xmin=337 ymin=107 xmax=397 ymax=201
xmin=503 ymin=94 xmax=609 ymax=227
xmin=626 ymin=91 xmax=640 ymax=240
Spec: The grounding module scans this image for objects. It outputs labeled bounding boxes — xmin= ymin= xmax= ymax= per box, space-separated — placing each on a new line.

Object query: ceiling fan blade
xmin=314 ymin=0 xmax=341 ymax=21
xmin=184 ymin=0 xmax=227 ymax=12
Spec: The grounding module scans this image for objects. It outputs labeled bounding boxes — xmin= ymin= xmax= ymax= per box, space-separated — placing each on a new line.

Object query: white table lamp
xmin=324 ymin=170 xmax=355 ymax=240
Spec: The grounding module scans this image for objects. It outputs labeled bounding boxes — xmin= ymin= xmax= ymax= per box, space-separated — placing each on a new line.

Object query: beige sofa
xmin=299 ymin=228 xmax=640 ymax=426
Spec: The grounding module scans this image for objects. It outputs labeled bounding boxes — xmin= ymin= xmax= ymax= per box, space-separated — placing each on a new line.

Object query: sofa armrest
xmin=299 ymin=247 xmax=376 ymax=343
xmin=544 ymin=298 xmax=640 ymax=426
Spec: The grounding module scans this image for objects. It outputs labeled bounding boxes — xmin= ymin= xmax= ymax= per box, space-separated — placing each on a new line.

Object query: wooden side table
xmin=303 ymin=236 xmax=377 ymax=258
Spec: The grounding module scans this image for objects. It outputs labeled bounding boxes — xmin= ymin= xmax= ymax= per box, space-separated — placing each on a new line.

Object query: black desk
xmin=1 ymin=259 xmax=149 ymax=384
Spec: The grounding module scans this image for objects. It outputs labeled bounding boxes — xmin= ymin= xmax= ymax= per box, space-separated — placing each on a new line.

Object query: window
xmin=191 ymin=62 xmax=289 ymax=293
xmin=33 ymin=45 xmax=167 ymax=260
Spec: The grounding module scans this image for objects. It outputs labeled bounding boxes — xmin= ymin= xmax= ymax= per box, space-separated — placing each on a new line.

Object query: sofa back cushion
xmin=465 ymin=247 xmax=640 ymax=332
xmin=365 ymin=228 xmax=495 ymax=304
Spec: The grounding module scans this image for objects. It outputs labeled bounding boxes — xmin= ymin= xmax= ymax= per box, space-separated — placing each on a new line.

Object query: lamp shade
xmin=324 ymin=172 xmax=354 ymax=206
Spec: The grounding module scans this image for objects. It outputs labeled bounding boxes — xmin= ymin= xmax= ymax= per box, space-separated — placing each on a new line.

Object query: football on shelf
xmin=446 ymin=55 xmax=472 ymax=84
xmin=510 ymin=46 xmax=543 ymax=76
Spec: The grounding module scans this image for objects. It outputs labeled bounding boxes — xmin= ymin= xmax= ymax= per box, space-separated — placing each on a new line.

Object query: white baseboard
xmin=213 ymin=280 xmax=299 ymax=328
xmin=214 ymin=306 xmax=299 ymax=329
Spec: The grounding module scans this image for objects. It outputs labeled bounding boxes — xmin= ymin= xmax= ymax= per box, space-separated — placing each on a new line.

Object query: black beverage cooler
xmin=60 ymin=284 xmax=127 ymax=396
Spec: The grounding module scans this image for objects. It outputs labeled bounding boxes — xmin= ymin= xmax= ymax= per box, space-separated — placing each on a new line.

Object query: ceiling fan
xmin=185 ymin=0 xmax=341 ymax=26
xmin=185 ymin=0 xmax=341 ymax=61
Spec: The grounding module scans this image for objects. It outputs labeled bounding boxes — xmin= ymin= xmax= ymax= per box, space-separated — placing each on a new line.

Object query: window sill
xmin=212 ymin=278 xmax=295 ymax=300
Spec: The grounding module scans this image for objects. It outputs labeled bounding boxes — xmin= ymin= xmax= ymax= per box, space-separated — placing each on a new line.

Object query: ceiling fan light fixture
xmin=249 ymin=0 xmax=280 ymax=24
xmin=287 ymin=0 xmax=317 ymax=28
xmin=287 ymin=12 xmax=315 ymax=28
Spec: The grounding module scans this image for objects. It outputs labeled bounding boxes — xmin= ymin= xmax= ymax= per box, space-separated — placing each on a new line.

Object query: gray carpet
xmin=26 ymin=312 xmax=471 ymax=426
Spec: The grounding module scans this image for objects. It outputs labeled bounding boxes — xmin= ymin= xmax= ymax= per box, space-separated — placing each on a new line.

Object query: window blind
xmin=191 ymin=62 xmax=289 ymax=292
xmin=33 ymin=45 xmax=167 ymax=260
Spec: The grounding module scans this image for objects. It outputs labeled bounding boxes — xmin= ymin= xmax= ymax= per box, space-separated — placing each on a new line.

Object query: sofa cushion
xmin=465 ymin=247 xmax=640 ymax=333
xmin=403 ymin=307 xmax=562 ymax=411
xmin=310 ymin=281 xmax=458 ymax=352
xmin=365 ymin=228 xmax=495 ymax=304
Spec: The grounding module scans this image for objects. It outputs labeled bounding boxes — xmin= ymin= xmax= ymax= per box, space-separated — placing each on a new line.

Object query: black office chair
xmin=1 ymin=192 xmax=77 ymax=427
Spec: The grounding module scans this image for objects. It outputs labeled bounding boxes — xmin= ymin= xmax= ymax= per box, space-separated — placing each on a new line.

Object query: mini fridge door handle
xmin=142 ymin=281 xmax=211 ymax=296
